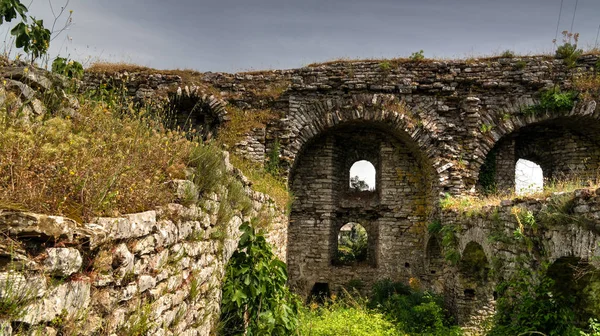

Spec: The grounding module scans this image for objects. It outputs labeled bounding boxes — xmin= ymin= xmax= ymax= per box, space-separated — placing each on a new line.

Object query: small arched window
xmin=515 ymin=159 xmax=543 ymax=195
xmin=349 ymin=160 xmax=376 ymax=192
xmin=335 ymin=222 xmax=368 ymax=264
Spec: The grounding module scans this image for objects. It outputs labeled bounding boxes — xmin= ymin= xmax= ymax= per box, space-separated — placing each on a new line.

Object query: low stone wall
xmin=0 ymin=167 xmax=287 ymax=335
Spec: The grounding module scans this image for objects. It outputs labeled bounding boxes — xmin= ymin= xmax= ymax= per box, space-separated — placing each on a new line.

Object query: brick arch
xmin=472 ymin=100 xmax=600 ymax=193
xmin=286 ymin=100 xmax=439 ymax=295
xmin=285 ymin=94 xmax=441 ymax=182
xmin=546 ymin=225 xmax=600 ymax=264
xmin=458 ymin=227 xmax=494 ymax=264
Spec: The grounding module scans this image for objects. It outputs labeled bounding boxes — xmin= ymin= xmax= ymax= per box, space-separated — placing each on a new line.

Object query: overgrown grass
xmin=441 ymin=176 xmax=599 ymax=214
xmin=217 ymin=106 xmax=277 ymax=148
xmin=300 ymin=282 xmax=462 ymax=336
xmin=0 ymin=96 xmax=195 ymax=221
xmin=299 ymin=295 xmax=400 ymax=336
xmin=229 ymin=154 xmax=290 ymax=211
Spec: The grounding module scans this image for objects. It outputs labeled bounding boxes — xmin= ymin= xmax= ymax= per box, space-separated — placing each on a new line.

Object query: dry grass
xmin=0 ymin=98 xmax=196 ymax=221
xmin=86 ymin=62 xmax=154 ymax=74
xmin=441 ymin=176 xmax=600 ymax=214
xmin=217 ymin=107 xmax=278 ymax=148
xmin=573 ymin=73 xmax=600 ymax=101
xmin=86 ymin=62 xmax=212 ymax=89
xmin=229 ymin=154 xmax=289 ymax=211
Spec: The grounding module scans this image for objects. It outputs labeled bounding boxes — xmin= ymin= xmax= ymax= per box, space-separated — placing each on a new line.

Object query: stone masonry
xmin=0 ymin=155 xmax=287 ymax=335
xmin=62 ymin=54 xmax=600 ymax=332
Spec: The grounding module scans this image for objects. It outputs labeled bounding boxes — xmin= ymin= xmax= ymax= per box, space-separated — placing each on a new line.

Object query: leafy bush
xmin=522 ymin=87 xmax=577 ymax=116
xmin=369 ymin=280 xmax=461 ymax=335
xmin=11 ymin=17 xmax=50 ymax=60
xmin=335 ymin=223 xmax=368 ymax=264
xmin=500 ymin=50 xmax=515 ymax=58
xmin=409 ymin=50 xmax=425 ymax=61
xmin=219 ymin=223 xmax=300 ymax=336
xmin=490 ymin=275 xmax=581 ymax=336
xmin=52 ymin=57 xmax=84 ymax=79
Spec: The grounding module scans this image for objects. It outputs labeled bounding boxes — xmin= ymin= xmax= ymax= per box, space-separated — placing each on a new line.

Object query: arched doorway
xmin=287 ymin=122 xmax=435 ymax=297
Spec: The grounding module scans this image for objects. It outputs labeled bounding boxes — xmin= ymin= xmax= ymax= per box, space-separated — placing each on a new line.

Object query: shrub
xmin=369 ymin=280 xmax=461 ymax=335
xmin=522 ymin=86 xmax=577 ymax=116
xmin=219 ymin=223 xmax=299 ymax=336
xmin=490 ymin=275 xmax=581 ymax=336
xmin=335 ymin=224 xmax=368 ymax=264
xmin=379 ymin=61 xmax=391 ymax=72
xmin=554 ymin=31 xmax=582 ymax=68
xmin=51 ymin=57 xmax=84 ymax=79
xmin=500 ymin=50 xmax=515 ymax=58
xmin=409 ymin=50 xmax=425 ymax=61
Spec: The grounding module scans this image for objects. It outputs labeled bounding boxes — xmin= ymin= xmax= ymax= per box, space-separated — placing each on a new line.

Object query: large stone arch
xmin=546 ymin=225 xmax=600 ymax=263
xmin=286 ymin=108 xmax=438 ymax=297
xmin=474 ymin=100 xmax=600 ymax=194
xmin=284 ymin=94 xmax=442 ymax=182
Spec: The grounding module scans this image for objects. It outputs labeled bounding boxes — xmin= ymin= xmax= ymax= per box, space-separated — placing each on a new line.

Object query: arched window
xmin=460 ymin=242 xmax=490 ymax=284
xmin=335 ymin=222 xmax=368 ymax=264
xmin=349 ymin=160 xmax=376 ymax=191
xmin=515 ymin=159 xmax=543 ymax=195
xmin=426 ymin=237 xmax=443 ymax=275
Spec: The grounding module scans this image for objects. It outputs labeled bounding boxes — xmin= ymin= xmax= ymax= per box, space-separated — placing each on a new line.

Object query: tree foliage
xmin=350 ymin=176 xmax=370 ymax=191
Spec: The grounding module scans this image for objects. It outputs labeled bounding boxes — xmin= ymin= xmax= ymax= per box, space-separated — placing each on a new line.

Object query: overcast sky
xmin=8 ymin=0 xmax=600 ymax=72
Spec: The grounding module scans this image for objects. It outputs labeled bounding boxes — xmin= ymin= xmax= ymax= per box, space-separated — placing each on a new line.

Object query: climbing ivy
xmin=219 ymin=223 xmax=299 ymax=335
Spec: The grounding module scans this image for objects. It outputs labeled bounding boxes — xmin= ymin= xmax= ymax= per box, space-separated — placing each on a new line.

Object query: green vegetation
xmin=0 ymin=272 xmax=35 ymax=320
xmin=120 ymin=301 xmax=155 ymax=336
xmin=379 ymin=61 xmax=391 ymax=72
xmin=219 ymin=223 xmax=300 ymax=335
xmin=500 ymin=50 xmax=515 ymax=58
xmin=554 ymin=30 xmax=583 ymax=68
xmin=409 ymin=50 xmax=425 ymax=61
xmin=265 ymin=138 xmax=281 ymax=175
xmin=335 ymin=223 xmax=368 ymax=264
xmin=299 ymin=296 xmax=398 ymax=336
xmin=51 ymin=57 xmax=84 ymax=79
xmin=301 ymin=281 xmax=461 ymax=336
xmin=522 ymin=86 xmax=577 ymax=116
xmin=479 ymin=123 xmax=493 ymax=133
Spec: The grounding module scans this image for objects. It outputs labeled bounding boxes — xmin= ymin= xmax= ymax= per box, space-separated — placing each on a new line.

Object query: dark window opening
xmin=309 ymin=282 xmax=331 ymax=304
xmin=464 ymin=289 xmax=476 ymax=299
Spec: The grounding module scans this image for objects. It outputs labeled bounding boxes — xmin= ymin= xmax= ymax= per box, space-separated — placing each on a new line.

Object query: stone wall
xmin=87 ymin=54 xmax=600 ymax=194
xmin=82 ymin=55 xmax=600 ymax=333
xmin=0 ymin=160 xmax=287 ymax=335
xmin=437 ymin=188 xmax=600 ymax=332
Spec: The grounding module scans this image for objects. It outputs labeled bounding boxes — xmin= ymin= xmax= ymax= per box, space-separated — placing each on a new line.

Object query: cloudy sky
xmin=5 ymin=0 xmax=599 ymax=73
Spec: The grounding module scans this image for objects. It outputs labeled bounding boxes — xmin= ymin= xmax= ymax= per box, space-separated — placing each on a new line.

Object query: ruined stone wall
xmin=436 ymin=188 xmax=600 ymax=331
xmin=0 ymin=165 xmax=287 ymax=335
xmin=88 ymin=54 xmax=600 ymax=196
